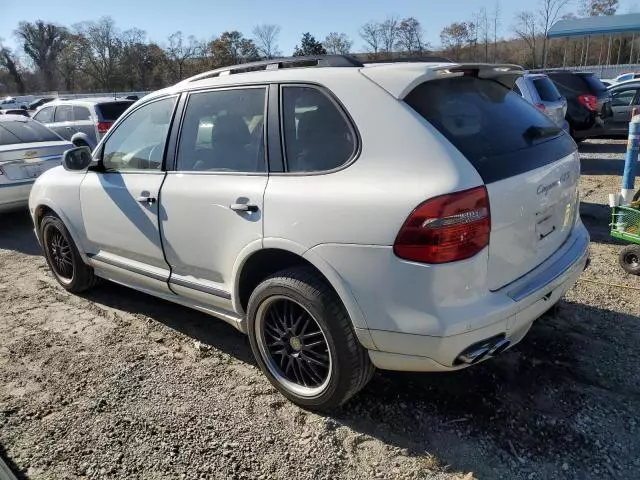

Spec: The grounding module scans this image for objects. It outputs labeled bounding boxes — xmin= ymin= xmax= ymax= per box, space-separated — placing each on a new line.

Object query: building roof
xmin=548 ymin=13 xmax=640 ymax=38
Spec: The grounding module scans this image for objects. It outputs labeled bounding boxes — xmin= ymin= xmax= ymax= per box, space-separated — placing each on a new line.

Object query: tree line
xmin=0 ymin=0 xmax=625 ymax=95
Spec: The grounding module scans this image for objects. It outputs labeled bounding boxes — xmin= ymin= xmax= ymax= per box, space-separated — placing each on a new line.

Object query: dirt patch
xmin=0 ymin=139 xmax=639 ymax=479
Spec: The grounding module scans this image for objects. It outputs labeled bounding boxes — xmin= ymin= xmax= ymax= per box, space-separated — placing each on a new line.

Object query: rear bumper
xmin=0 ymin=180 xmax=33 ymax=213
xmin=312 ymin=221 xmax=589 ymax=372
xmin=369 ymin=224 xmax=589 ymax=371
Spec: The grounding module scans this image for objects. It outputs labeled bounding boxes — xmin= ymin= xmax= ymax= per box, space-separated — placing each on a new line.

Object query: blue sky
xmin=1 ymin=0 xmax=638 ymax=55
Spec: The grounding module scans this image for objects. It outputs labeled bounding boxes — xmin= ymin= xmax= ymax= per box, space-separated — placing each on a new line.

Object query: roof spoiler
xmin=361 ymin=63 xmax=524 ymax=99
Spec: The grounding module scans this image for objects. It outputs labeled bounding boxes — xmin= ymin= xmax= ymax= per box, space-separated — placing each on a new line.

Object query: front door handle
xmin=230 ymin=203 xmax=258 ymax=213
xmin=137 ymin=196 xmax=157 ymax=204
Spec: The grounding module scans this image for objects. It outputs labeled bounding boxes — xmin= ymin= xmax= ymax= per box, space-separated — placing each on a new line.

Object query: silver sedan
xmin=0 ymin=115 xmax=73 ymax=212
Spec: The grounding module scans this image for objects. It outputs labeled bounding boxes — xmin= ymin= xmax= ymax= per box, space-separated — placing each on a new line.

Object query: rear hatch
xmin=0 ymin=120 xmax=71 ymax=181
xmin=576 ymin=72 xmax=611 ymax=118
xmin=532 ymin=76 xmax=567 ymax=127
xmin=550 ymin=72 xmax=611 ymax=120
xmin=404 ymin=74 xmax=579 ymax=290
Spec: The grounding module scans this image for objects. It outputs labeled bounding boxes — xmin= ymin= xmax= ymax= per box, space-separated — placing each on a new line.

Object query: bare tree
xmin=252 ymin=24 xmax=281 ymax=59
xmin=324 ymin=32 xmax=353 ymax=55
xmin=397 ymin=17 xmax=428 ymax=55
xmin=440 ymin=22 xmax=471 ymax=61
xmin=493 ymin=0 xmax=502 ymax=61
xmin=514 ymin=11 xmax=538 ymax=67
xmin=380 ymin=16 xmax=400 ymax=54
xmin=539 ymin=0 xmax=570 ymax=67
xmin=165 ymin=31 xmax=201 ymax=81
xmin=360 ymin=21 xmax=382 ymax=57
xmin=15 ymin=21 xmax=68 ymax=91
xmin=57 ymin=33 xmax=86 ymax=91
xmin=0 ymin=41 xmax=26 ymax=94
xmin=477 ymin=8 xmax=491 ymax=62
xmin=76 ymin=17 xmax=123 ymax=90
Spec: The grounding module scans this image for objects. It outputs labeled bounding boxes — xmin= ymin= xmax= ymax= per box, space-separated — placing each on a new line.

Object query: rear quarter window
xmin=404 ymin=76 xmax=575 ymax=183
xmin=97 ymin=102 xmax=134 ymax=121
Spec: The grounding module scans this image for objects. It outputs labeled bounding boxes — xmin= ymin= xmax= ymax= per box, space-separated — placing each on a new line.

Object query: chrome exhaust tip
xmin=455 ymin=336 xmax=511 ymax=365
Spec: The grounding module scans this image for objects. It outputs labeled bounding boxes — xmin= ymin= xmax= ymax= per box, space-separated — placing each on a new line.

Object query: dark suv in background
xmin=32 ymin=98 xmax=134 ymax=149
xmin=536 ymin=70 xmax=611 ymax=141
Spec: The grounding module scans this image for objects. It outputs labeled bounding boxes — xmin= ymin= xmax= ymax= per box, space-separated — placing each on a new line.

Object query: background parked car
xmin=536 ymin=70 xmax=611 ymax=141
xmin=0 ymin=109 xmax=30 ymax=117
xmin=32 ymin=98 xmax=134 ymax=149
xmin=0 ymin=114 xmax=72 ymax=212
xmin=602 ymin=80 xmax=640 ymax=136
xmin=28 ymin=97 xmax=55 ymax=111
xmin=0 ymin=96 xmax=28 ymax=110
xmin=614 ymin=72 xmax=640 ymax=83
xmin=513 ymin=73 xmax=569 ymax=131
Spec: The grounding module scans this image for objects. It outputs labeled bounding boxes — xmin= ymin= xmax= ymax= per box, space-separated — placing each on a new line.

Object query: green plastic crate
xmin=611 ymin=205 xmax=640 ymax=244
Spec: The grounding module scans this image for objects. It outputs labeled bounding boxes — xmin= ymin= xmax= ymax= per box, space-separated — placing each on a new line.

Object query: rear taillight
xmin=578 ymin=94 xmax=598 ymax=112
xmin=97 ymin=121 xmax=113 ymax=134
xmin=393 ymin=186 xmax=491 ymax=264
xmin=535 ymin=103 xmax=546 ymax=111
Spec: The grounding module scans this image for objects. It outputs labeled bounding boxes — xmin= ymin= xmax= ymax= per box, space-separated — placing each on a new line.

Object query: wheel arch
xmin=233 ymin=239 xmax=375 ymax=349
xmin=33 ymin=200 xmax=90 ymax=263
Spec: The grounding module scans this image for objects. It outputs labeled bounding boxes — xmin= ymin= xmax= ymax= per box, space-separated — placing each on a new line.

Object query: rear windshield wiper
xmin=523 ymin=125 xmax=562 ymax=144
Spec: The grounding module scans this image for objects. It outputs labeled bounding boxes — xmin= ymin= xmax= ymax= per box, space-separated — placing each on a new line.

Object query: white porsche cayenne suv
xmin=29 ymin=56 xmax=589 ymax=410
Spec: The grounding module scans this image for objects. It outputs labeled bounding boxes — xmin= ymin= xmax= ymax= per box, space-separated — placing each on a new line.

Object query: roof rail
xmin=183 ymin=55 xmax=364 ymax=83
xmin=364 ymin=56 xmax=453 ymax=64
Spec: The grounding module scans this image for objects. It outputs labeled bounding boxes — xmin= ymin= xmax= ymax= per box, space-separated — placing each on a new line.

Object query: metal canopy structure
xmin=548 ymin=13 xmax=640 ymax=38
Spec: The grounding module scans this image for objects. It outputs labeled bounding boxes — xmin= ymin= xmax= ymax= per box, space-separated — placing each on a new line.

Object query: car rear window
xmin=533 ymin=77 xmax=562 ymax=101
xmin=0 ymin=120 xmax=61 ymax=145
xmin=404 ymin=76 xmax=575 ymax=183
xmin=579 ymin=74 xmax=607 ymax=94
xmin=96 ymin=101 xmax=134 ymax=121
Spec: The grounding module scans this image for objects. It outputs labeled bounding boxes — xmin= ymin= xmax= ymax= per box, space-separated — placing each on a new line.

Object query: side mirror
xmin=62 ymin=146 xmax=93 ymax=171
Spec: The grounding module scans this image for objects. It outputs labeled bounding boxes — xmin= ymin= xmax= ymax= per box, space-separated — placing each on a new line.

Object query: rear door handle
xmin=230 ymin=203 xmax=258 ymax=212
xmin=137 ymin=196 xmax=157 ymax=204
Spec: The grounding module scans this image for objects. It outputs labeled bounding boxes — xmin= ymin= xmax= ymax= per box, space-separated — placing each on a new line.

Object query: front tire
xmin=41 ymin=214 xmax=98 ymax=292
xmin=247 ymin=267 xmax=374 ymax=411
xmin=619 ymin=245 xmax=640 ymax=275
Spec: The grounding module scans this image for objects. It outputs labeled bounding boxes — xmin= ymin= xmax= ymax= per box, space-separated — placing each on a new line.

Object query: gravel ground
xmin=1 ymin=139 xmax=639 ymax=480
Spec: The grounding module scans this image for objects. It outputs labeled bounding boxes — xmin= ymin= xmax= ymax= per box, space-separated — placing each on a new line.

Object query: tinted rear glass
xmin=97 ymin=102 xmax=134 ymax=121
xmin=550 ymin=72 xmax=606 ymax=96
xmin=0 ymin=120 xmax=61 ymax=145
xmin=579 ymin=74 xmax=607 ymax=94
xmin=533 ymin=77 xmax=562 ymax=101
xmin=405 ymin=76 xmax=575 ymax=183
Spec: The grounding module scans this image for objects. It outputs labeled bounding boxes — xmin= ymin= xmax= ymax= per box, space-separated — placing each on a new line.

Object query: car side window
xmin=54 ymin=105 xmax=74 ymax=122
xmin=74 ymin=106 xmax=92 ymax=121
xmin=612 ymin=89 xmax=637 ymax=107
xmin=512 ymin=84 xmax=523 ymax=96
xmin=102 ymin=97 xmax=176 ymax=172
xmin=33 ymin=106 xmax=54 ymax=123
xmin=176 ymin=88 xmax=266 ymax=173
xmin=282 ymin=86 xmax=356 ymax=173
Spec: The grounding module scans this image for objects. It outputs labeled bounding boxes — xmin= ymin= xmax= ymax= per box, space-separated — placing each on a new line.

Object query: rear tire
xmin=41 ymin=214 xmax=99 ymax=293
xmin=619 ymin=245 xmax=640 ymax=275
xmin=246 ymin=267 xmax=374 ymax=411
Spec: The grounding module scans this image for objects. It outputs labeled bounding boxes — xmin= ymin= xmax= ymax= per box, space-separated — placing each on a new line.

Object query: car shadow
xmin=580 ymin=156 xmax=625 ymax=175
xmin=578 ymin=141 xmax=626 ymax=155
xmin=329 ymin=301 xmax=639 ymax=478
xmin=580 ymin=201 xmax=622 ymax=246
xmin=0 ymin=210 xmax=42 ymax=256
xmin=81 ymin=281 xmax=255 ymax=366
